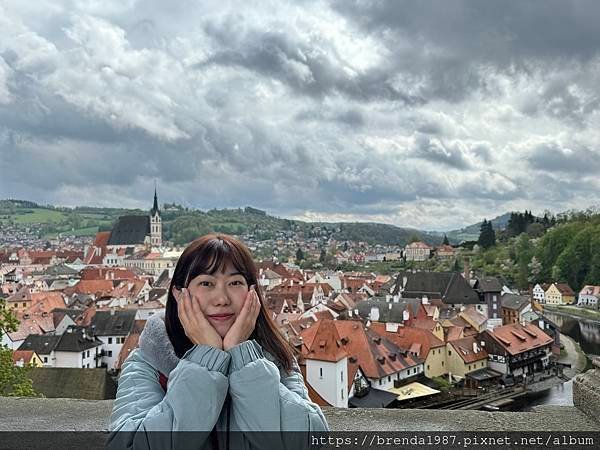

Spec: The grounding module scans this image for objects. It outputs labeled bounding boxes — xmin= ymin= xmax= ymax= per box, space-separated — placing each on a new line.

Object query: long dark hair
xmin=165 ymin=234 xmax=296 ymax=373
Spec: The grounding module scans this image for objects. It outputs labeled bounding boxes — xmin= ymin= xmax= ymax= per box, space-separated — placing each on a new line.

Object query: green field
xmin=8 ymin=208 xmax=68 ymax=224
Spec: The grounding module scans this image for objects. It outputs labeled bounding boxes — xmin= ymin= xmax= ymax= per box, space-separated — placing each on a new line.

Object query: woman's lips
xmin=208 ymin=314 xmax=234 ymax=321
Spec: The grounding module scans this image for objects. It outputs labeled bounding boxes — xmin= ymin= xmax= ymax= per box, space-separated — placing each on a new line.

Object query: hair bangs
xmin=181 ymin=236 xmax=249 ymax=287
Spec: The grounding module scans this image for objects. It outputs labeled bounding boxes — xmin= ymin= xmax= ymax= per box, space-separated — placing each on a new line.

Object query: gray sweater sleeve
xmin=107 ymin=345 xmax=230 ymax=449
xmin=227 ymin=340 xmax=329 ymax=444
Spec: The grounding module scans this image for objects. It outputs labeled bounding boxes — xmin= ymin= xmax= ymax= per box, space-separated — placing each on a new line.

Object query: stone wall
xmin=573 ymin=357 xmax=600 ymax=425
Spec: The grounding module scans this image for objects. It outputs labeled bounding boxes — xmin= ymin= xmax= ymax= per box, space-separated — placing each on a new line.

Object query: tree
xmin=295 ymin=248 xmax=305 ymax=264
xmin=0 ymin=299 xmax=39 ymax=397
xmin=443 ymin=235 xmax=449 ymax=246
xmin=319 ymin=248 xmax=326 ymax=264
xmin=478 ymin=219 xmax=496 ymax=249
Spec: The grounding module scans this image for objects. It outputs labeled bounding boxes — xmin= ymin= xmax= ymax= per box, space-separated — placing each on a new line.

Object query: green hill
xmin=0 ymin=199 xmax=442 ymax=247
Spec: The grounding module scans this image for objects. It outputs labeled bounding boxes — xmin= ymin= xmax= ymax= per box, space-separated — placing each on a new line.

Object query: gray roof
xmin=18 ymin=335 xmax=62 ymax=355
xmin=107 ymin=215 xmax=150 ymax=246
xmin=90 ymin=310 xmax=137 ymax=336
xmin=55 ymin=326 xmax=102 ymax=352
xmin=43 ymin=264 xmax=80 ymax=277
xmin=397 ymin=272 xmax=481 ymax=305
xmin=501 ymin=294 xmax=530 ymax=311
xmin=348 ymin=388 xmax=398 ymax=408
xmin=476 ymin=277 xmax=503 ymax=293
xmin=356 ymin=297 xmax=422 ymax=323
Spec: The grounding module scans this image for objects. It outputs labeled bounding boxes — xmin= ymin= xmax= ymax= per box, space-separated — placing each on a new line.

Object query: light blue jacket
xmin=108 ymin=311 xmax=329 ymax=449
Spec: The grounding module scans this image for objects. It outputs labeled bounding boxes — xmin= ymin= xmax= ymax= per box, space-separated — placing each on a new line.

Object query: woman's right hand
xmin=177 ymin=287 xmax=223 ymax=349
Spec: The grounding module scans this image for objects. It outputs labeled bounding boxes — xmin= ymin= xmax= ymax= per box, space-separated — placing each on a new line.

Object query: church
xmin=84 ymin=189 xmax=163 ymax=265
xmin=106 ymin=188 xmax=163 ymax=251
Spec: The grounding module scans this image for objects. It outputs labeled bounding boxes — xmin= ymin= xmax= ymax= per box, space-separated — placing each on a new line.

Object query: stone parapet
xmin=573 ymin=357 xmax=600 ymax=425
xmin=0 ymin=398 xmax=598 ymax=432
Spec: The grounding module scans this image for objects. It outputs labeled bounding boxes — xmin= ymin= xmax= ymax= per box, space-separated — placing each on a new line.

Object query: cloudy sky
xmin=2 ymin=0 xmax=600 ymax=231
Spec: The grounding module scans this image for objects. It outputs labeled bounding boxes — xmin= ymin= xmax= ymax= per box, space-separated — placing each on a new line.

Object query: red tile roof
xmin=81 ymin=267 xmax=138 ymax=281
xmin=449 ymin=336 xmax=488 ymax=364
xmin=71 ymin=280 xmax=115 ymax=296
xmin=554 ymin=283 xmax=575 ymax=296
xmin=485 ymin=322 xmax=553 ymax=356
xmin=369 ymin=322 xmax=445 ymax=359
xmin=12 ymin=350 xmax=37 ymax=365
xmin=301 ymin=319 xmax=423 ymax=380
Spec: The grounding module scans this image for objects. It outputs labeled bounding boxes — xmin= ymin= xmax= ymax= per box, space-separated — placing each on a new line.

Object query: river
xmin=515 ymin=311 xmax=600 ymax=410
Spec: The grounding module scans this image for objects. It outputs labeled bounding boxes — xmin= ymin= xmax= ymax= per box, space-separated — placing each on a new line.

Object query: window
xmin=108 ymin=351 xmax=113 ymax=357
xmin=427 ymin=364 xmax=430 ymax=370
xmin=319 ymin=368 xmax=323 ymax=378
xmin=378 ymin=379 xmax=382 ymax=385
xmin=341 ymin=372 xmax=343 ymax=382
xmin=108 ymin=337 xmax=112 ymax=344
xmin=86 ymin=350 xmax=90 ymax=357
xmin=493 ymin=303 xmax=497 ymax=310
xmin=448 ymin=350 xmax=452 ymax=356
xmin=22 ymin=302 xmax=26 ymax=307
xmin=86 ymin=364 xmax=89 ymax=368
xmin=442 ymin=361 xmax=444 ymax=367
xmin=341 ymin=389 xmax=344 ymax=399
xmin=44 ymin=357 xmax=48 ymax=363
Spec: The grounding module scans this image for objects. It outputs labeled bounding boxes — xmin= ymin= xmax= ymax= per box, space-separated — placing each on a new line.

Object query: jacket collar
xmin=137 ymin=310 xmax=181 ymax=377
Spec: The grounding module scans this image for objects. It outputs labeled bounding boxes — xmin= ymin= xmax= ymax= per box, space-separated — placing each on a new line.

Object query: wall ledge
xmin=0 ymin=398 xmax=598 ymax=432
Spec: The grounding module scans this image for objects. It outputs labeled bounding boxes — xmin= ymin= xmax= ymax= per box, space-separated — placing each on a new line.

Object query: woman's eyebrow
xmin=227 ymin=271 xmax=244 ymax=277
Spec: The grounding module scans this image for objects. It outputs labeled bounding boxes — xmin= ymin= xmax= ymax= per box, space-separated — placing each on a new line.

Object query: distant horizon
xmin=3 ymin=197 xmax=592 ymax=234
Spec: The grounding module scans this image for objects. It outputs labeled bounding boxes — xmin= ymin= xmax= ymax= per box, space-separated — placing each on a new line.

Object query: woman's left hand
xmin=223 ymin=285 xmax=261 ymax=351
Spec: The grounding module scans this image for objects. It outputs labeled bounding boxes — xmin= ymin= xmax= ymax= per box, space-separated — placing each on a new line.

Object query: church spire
xmin=151 ymin=181 xmax=160 ymax=216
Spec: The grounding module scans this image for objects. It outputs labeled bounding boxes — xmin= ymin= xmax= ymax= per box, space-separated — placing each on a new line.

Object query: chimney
xmin=463 ymin=257 xmax=470 ymax=279
xmin=473 ymin=342 xmax=478 ymax=353
xmin=402 ymin=310 xmax=410 ymax=322
xmin=369 ymin=307 xmax=380 ymax=322
xmin=110 ymin=309 xmax=115 ymax=316
xmin=422 ymin=295 xmax=428 ymax=304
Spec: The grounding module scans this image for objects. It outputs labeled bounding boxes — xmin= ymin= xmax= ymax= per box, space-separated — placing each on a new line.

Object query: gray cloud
xmin=1 ymin=1 xmax=599 ymax=229
xmin=528 ymin=142 xmax=600 ymax=173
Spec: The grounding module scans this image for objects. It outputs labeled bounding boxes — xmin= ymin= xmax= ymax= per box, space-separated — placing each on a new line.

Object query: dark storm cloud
xmin=330 ymin=0 xmax=600 ymax=62
xmin=528 ymin=143 xmax=600 ymax=173
xmin=197 ymin=22 xmax=422 ymax=104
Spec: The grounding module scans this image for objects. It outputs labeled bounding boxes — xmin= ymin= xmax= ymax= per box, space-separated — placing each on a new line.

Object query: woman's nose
xmin=212 ymin=286 xmax=231 ymax=304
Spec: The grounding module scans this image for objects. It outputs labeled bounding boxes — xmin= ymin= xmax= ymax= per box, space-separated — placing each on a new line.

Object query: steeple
xmin=149 ymin=181 xmax=163 ymax=247
xmin=151 ymin=181 xmax=160 ymax=217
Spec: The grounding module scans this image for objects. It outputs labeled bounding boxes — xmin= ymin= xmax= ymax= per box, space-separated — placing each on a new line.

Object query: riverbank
xmin=544 ymin=304 xmax=600 ymax=322
xmin=558 ymin=333 xmax=587 ymax=379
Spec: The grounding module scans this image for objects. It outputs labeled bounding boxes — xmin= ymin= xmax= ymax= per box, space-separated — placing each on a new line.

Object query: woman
xmin=108 ymin=234 xmax=329 ymax=449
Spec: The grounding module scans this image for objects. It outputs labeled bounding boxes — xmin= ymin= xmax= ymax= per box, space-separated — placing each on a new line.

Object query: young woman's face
xmin=184 ymin=261 xmax=250 ymax=338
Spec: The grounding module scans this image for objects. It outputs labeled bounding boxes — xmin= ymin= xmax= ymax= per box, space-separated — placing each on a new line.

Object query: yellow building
xmin=545 ymin=283 xmax=576 ymax=305
xmin=12 ymin=350 xmax=44 ymax=368
xmin=446 ymin=336 xmax=488 ymax=379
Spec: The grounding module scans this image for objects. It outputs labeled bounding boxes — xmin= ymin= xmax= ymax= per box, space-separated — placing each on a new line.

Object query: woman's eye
xmin=231 ymin=280 xmax=244 ymax=286
xmin=199 ymin=281 xmax=212 ymax=287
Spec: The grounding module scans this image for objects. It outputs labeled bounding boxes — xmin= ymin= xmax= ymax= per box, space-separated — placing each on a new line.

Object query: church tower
xmin=150 ymin=185 xmax=162 ymax=247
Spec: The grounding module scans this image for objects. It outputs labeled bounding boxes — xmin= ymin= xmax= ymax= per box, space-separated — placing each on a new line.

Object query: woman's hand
xmin=222 ymin=285 xmax=261 ymax=351
xmin=177 ymin=287 xmax=223 ymax=349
